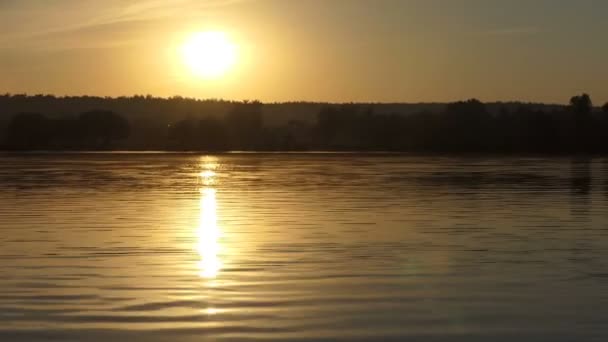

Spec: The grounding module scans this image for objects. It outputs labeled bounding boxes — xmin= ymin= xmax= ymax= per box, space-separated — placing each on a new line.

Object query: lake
xmin=1 ymin=153 xmax=607 ymax=341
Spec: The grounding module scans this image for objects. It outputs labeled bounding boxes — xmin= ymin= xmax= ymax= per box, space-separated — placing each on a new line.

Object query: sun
xmin=182 ymin=31 xmax=237 ymax=79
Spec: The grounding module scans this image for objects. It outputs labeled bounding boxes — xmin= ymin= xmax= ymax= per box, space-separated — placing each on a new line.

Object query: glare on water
xmin=197 ymin=157 xmax=221 ymax=279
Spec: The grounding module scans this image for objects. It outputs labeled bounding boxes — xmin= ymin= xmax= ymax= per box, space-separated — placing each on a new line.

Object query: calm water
xmin=1 ymin=153 xmax=608 ymax=341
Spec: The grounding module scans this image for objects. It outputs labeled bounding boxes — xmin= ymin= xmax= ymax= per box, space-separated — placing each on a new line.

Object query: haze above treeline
xmin=1 ymin=93 xmax=608 ymax=153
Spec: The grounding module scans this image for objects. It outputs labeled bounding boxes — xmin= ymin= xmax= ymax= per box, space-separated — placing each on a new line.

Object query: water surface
xmin=1 ymin=153 xmax=608 ymax=341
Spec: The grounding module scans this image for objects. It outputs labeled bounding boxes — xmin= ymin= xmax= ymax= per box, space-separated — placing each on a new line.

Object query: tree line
xmin=3 ymin=111 xmax=130 ymax=150
xmin=313 ymin=94 xmax=608 ymax=153
xmin=1 ymin=94 xmax=608 ymax=153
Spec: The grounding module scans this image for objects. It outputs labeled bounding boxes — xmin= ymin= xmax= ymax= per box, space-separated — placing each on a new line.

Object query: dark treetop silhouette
xmin=1 ymin=93 xmax=607 ymax=153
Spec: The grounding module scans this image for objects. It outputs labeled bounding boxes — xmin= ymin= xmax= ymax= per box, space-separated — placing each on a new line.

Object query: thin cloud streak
xmin=0 ymin=0 xmax=250 ymax=49
xmin=479 ymin=27 xmax=544 ymax=36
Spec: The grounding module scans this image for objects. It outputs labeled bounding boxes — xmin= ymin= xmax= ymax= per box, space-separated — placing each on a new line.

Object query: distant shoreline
xmin=0 ymin=150 xmax=604 ymax=158
xmin=3 ymin=95 xmax=607 ymax=155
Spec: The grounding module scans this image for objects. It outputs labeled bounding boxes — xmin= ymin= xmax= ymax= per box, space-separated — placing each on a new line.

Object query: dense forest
xmin=1 ymin=93 xmax=607 ymax=153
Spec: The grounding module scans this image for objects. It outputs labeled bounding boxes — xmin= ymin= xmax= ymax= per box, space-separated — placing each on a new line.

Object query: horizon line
xmin=0 ymin=93 xmax=576 ymax=107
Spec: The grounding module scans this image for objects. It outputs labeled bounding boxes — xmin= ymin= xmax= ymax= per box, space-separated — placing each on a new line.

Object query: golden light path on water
xmin=197 ymin=157 xmax=221 ymax=279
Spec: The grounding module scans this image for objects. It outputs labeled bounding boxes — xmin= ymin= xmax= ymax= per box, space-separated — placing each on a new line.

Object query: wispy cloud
xmin=479 ymin=27 xmax=543 ymax=36
xmin=0 ymin=0 xmax=249 ymax=49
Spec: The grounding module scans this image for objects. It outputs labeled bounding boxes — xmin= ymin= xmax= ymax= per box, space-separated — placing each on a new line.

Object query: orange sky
xmin=1 ymin=0 xmax=607 ymax=104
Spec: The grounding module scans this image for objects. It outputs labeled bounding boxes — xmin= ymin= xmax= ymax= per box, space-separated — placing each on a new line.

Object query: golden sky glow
xmin=0 ymin=0 xmax=607 ymax=103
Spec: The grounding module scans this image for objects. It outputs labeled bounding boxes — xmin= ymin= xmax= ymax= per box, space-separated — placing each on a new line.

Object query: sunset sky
xmin=1 ymin=0 xmax=607 ymax=103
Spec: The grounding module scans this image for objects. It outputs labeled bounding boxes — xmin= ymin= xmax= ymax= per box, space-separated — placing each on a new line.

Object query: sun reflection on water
xmin=197 ymin=157 xmax=221 ymax=279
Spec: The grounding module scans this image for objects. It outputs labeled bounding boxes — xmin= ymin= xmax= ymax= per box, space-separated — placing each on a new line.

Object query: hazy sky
xmin=1 ymin=0 xmax=607 ymax=103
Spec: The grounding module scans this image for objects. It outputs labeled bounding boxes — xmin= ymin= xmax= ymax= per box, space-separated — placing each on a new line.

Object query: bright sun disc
xmin=182 ymin=31 xmax=237 ymax=79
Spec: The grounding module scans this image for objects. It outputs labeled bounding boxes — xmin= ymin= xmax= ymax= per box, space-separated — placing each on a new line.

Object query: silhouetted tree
xmin=77 ymin=110 xmax=130 ymax=148
xmin=168 ymin=117 xmax=229 ymax=150
xmin=52 ymin=117 xmax=82 ymax=148
xmin=315 ymin=105 xmax=369 ymax=149
xmin=197 ymin=118 xmax=228 ymax=150
xmin=168 ymin=118 xmax=198 ymax=149
xmin=226 ymin=100 xmax=263 ymax=149
xmin=316 ymin=106 xmax=347 ymax=147
xmin=6 ymin=113 xmax=52 ymax=149
xmin=568 ymin=94 xmax=593 ymax=151
xmin=569 ymin=94 xmax=592 ymax=116
xmin=598 ymin=103 xmax=608 ymax=152
xmin=440 ymin=99 xmax=492 ymax=151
